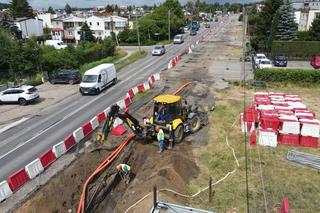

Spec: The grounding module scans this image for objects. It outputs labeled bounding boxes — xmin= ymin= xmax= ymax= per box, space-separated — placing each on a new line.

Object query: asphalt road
xmin=0 ymin=22 xmax=223 ymax=181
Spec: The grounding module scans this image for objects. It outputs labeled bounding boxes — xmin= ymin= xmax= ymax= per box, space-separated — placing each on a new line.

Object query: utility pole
xmin=168 ymin=10 xmax=171 ymax=42
xmin=135 ymin=11 xmax=141 ymax=52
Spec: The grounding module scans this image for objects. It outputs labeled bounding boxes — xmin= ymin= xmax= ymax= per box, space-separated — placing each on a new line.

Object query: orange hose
xmin=77 ymin=82 xmax=192 ymax=213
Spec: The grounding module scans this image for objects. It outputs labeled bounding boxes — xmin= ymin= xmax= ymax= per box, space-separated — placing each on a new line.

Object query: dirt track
xmin=14 ymin=15 xmax=244 ymax=213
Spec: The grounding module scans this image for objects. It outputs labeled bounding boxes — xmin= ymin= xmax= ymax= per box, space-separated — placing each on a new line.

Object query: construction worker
xmin=156 ymin=126 xmax=165 ymax=153
xmin=168 ymin=122 xmax=174 ymax=149
xmin=116 ymin=164 xmax=131 ymax=184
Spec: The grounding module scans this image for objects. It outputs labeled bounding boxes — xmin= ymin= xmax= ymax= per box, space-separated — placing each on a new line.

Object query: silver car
xmin=152 ymin=45 xmax=166 ymax=56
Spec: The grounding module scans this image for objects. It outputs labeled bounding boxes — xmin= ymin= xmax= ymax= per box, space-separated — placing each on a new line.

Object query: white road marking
xmin=0 ymin=117 xmax=29 ymax=135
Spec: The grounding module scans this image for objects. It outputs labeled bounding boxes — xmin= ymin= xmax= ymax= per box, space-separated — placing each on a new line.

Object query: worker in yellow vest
xmin=116 ymin=163 xmax=131 ymax=184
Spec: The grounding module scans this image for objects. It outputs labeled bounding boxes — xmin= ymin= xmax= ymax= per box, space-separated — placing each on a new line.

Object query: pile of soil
xmin=96 ymin=142 xmax=199 ymax=213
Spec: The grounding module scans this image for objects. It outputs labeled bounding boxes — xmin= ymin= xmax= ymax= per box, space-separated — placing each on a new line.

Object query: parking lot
xmin=285 ymin=60 xmax=314 ymax=69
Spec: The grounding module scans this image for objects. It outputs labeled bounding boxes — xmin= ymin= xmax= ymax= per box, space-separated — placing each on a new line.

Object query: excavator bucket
xmin=96 ymin=132 xmax=105 ymax=143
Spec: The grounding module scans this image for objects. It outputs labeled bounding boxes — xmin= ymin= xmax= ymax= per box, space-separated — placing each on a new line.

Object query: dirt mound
xmin=95 ymin=142 xmax=199 ymax=213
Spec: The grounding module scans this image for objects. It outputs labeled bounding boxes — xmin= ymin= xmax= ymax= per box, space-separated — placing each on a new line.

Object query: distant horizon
xmin=0 ymin=0 xmax=257 ymax=10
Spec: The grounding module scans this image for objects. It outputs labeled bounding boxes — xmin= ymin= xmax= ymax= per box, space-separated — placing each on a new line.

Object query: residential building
xmin=52 ymin=15 xmax=85 ymax=43
xmin=306 ymin=9 xmax=320 ymax=29
xmin=14 ymin=17 xmax=43 ymax=39
xmin=86 ymin=15 xmax=128 ymax=39
xmin=37 ymin=13 xmax=58 ymax=28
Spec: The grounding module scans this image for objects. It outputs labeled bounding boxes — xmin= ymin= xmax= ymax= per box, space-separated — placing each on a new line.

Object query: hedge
xmin=271 ymin=41 xmax=320 ymax=60
xmin=254 ymin=68 xmax=320 ymax=84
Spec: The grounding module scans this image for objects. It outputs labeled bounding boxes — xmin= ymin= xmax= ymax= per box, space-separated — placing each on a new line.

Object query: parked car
xmin=254 ymin=53 xmax=267 ymax=66
xmin=184 ymin=24 xmax=191 ymax=31
xmin=45 ymin=40 xmax=67 ymax=49
xmin=79 ymin=63 xmax=117 ymax=95
xmin=0 ymin=85 xmax=39 ymax=105
xmin=190 ymin=29 xmax=197 ymax=36
xmin=49 ymin=69 xmax=81 ymax=85
xmin=173 ymin=35 xmax=184 ymax=44
xmin=273 ymin=54 xmax=287 ymax=67
xmin=152 ymin=45 xmax=166 ymax=56
xmin=310 ymin=55 xmax=320 ymax=69
xmin=258 ymin=59 xmax=272 ymax=69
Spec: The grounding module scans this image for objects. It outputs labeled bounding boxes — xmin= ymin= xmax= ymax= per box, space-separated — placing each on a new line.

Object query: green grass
xmin=156 ymin=40 xmax=172 ymax=45
xmin=188 ymin=85 xmax=320 ymax=212
xmin=115 ymin=50 xmax=147 ymax=71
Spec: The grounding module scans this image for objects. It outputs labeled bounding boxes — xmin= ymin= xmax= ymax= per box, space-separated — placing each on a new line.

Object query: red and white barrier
xmin=258 ymin=129 xmax=277 ymax=147
xmin=117 ymin=99 xmax=127 ymax=109
xmin=188 ymin=46 xmax=192 ymax=54
xmin=64 ymin=134 xmax=76 ymax=151
xmin=154 ymin=73 xmax=160 ymax=81
xmin=73 ymin=127 xmax=85 ymax=143
xmin=40 ymin=149 xmax=57 ymax=169
xmin=52 ymin=141 xmax=67 ymax=158
xmin=0 ymin=181 xmax=12 ymax=202
xmin=90 ymin=117 xmax=99 ymax=130
xmin=143 ymin=82 xmax=150 ymax=90
xmin=7 ymin=168 xmax=29 ymax=192
xmin=25 ymin=158 xmax=44 ymax=179
xmin=82 ymin=122 xmax=93 ymax=136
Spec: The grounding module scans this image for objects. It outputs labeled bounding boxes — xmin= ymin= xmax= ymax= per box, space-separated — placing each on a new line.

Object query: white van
xmin=173 ymin=35 xmax=184 ymax=44
xmin=79 ymin=64 xmax=117 ymax=95
xmin=45 ymin=40 xmax=67 ymax=49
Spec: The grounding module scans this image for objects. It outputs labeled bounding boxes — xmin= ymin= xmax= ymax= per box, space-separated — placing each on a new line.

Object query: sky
xmin=0 ymin=0 xmax=253 ymax=9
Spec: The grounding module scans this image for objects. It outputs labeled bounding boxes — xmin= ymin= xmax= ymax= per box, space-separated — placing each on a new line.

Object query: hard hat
xmin=116 ymin=165 xmax=121 ymax=171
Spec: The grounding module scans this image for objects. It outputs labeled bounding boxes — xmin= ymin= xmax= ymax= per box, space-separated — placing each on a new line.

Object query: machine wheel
xmin=189 ymin=115 xmax=201 ymax=133
xmin=18 ymin=98 xmax=27 ymax=106
xmin=113 ymin=78 xmax=117 ymax=85
xmin=96 ymin=88 xmax=100 ymax=95
xmin=68 ymin=80 xmax=74 ymax=85
xmin=50 ymin=79 xmax=56 ymax=84
xmin=174 ymin=125 xmax=184 ymax=144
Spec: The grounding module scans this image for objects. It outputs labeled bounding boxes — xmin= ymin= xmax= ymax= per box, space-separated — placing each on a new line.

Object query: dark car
xmin=273 ymin=55 xmax=287 ymax=67
xmin=49 ymin=69 xmax=81 ymax=85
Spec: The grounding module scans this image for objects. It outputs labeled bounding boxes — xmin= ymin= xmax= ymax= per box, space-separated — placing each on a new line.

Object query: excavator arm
xmin=97 ymin=104 xmax=145 ymax=142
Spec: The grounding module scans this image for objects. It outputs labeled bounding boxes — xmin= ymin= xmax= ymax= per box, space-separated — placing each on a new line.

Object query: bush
xmin=79 ymin=56 xmax=118 ymax=75
xmin=254 ymin=68 xmax=320 ymax=84
xmin=25 ymin=79 xmax=43 ymax=86
xmin=271 ymin=41 xmax=320 ymax=60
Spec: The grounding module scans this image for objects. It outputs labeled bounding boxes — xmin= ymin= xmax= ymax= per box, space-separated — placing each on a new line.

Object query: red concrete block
xmin=7 ymin=168 xmax=29 ymax=192
xmin=127 ymin=89 xmax=135 ymax=98
xmin=280 ymin=196 xmax=289 ymax=213
xmin=279 ymin=133 xmax=300 ymax=146
xmin=82 ymin=122 xmax=93 ymax=136
xmin=124 ymin=97 xmax=132 ymax=108
xmin=250 ymin=131 xmax=257 ymax=146
xmin=40 ymin=149 xmax=57 ymax=169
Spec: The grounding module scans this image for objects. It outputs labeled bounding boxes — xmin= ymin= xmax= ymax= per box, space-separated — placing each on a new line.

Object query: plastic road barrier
xmin=0 ymin=181 xmax=12 ymax=202
xmin=73 ymin=127 xmax=84 ymax=143
xmin=82 ymin=122 xmax=93 ymax=137
xmin=259 ymin=129 xmax=278 ymax=147
xmin=97 ymin=111 xmax=106 ymax=123
xmin=90 ymin=117 xmax=99 ymax=130
xmin=25 ymin=158 xmax=44 ymax=179
xmin=40 ymin=149 xmax=57 ymax=169
xmin=7 ymin=168 xmax=29 ymax=192
xmin=52 ymin=141 xmax=67 ymax=158
xmin=64 ymin=134 xmax=76 ymax=151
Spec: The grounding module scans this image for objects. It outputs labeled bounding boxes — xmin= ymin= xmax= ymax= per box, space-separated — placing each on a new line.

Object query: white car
xmin=152 ymin=45 xmax=166 ymax=56
xmin=258 ymin=59 xmax=273 ymax=69
xmin=254 ymin=53 xmax=267 ymax=65
xmin=0 ymin=85 xmax=40 ymax=105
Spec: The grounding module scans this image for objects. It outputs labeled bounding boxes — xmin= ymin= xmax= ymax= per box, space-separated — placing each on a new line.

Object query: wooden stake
xmin=209 ymin=177 xmax=212 ymax=203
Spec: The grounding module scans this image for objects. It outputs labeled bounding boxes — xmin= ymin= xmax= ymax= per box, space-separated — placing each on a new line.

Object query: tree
xmin=106 ymin=5 xmax=114 ymax=13
xmin=308 ymin=17 xmax=320 ymax=40
xmin=64 ymin=3 xmax=72 ymax=14
xmin=47 ymin=6 xmax=55 ymax=14
xmin=274 ymin=1 xmax=297 ymax=40
xmin=251 ymin=0 xmax=283 ymax=50
xmin=163 ymin=0 xmax=183 ymax=19
xmin=128 ymin=5 xmax=133 ymax=12
xmin=10 ymin=0 xmax=34 ymax=18
xmin=80 ymin=22 xmax=95 ymax=42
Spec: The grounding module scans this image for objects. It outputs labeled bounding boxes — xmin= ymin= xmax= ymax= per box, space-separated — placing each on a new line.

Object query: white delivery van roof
xmin=84 ymin=63 xmax=115 ymax=75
